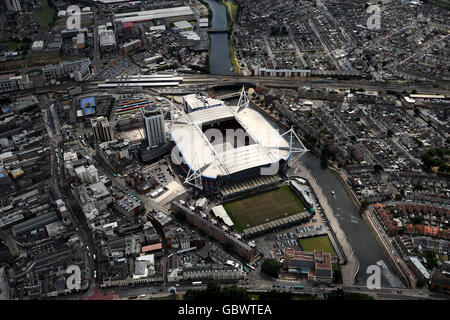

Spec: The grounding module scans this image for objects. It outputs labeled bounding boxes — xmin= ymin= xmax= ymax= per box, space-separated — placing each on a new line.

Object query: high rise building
xmin=75 ymin=165 xmax=99 ymax=184
xmin=91 ymin=116 xmax=114 ymax=142
xmin=141 ymin=105 xmax=166 ymax=148
xmin=4 ymin=0 xmax=21 ymax=12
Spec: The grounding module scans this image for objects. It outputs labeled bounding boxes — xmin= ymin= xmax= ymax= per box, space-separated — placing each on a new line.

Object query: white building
xmin=75 ymin=165 xmax=99 ymax=184
xmin=182 ymin=93 xmax=223 ymax=113
xmin=31 ymin=41 xmax=44 ymax=51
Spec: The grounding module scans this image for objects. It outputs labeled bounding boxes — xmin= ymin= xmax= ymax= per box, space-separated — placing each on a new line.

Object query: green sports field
xmin=223 ymin=185 xmax=306 ymax=233
xmin=299 ymin=235 xmax=336 ymax=256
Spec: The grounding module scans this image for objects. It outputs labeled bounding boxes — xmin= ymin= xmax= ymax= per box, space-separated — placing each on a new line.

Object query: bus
xmin=243 ymin=266 xmax=249 ymax=274
xmin=192 ymin=281 xmax=202 ymax=286
xmin=294 ymin=286 xmax=304 ymax=290
xmin=245 ymin=263 xmax=255 ymax=271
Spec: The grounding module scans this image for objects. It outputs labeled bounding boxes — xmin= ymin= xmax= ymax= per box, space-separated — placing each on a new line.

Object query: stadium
xmin=169 ymin=88 xmax=308 ymax=197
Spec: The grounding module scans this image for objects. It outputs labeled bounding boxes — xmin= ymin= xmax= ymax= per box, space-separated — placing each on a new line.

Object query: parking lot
xmin=141 ymin=159 xmax=175 ymax=187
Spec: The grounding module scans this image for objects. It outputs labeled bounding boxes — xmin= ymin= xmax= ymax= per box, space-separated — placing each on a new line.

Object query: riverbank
xmin=329 ymin=167 xmax=361 ymax=210
xmin=220 ymin=1 xmax=237 ymax=26
xmin=221 ymin=1 xmax=241 ymax=74
xmin=228 ymin=37 xmax=241 ymax=74
xmin=362 ymin=208 xmax=411 ymax=288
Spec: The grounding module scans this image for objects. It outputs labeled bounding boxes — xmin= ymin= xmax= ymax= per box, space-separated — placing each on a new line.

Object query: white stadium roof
xmin=211 ymin=205 xmax=234 ymax=227
xmin=170 ymin=103 xmax=290 ymax=179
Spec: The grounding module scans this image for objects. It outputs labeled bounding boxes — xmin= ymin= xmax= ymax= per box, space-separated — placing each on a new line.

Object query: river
xmin=300 ymin=153 xmax=404 ymax=287
xmin=203 ymin=0 xmax=234 ymax=75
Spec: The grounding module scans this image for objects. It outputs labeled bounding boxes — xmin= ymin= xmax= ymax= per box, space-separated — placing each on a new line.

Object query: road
xmin=97 ymin=277 xmax=445 ymax=300
xmin=43 ymin=101 xmax=97 ymax=292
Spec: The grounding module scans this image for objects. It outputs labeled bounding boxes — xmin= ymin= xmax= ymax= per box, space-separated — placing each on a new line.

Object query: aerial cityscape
xmin=0 ymin=0 xmax=449 ymax=305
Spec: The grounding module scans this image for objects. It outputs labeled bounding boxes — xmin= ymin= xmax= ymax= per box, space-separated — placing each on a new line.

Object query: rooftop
xmin=170 ymin=101 xmax=290 ymax=179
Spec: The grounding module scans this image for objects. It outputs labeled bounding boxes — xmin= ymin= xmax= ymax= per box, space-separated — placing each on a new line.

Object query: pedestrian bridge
xmin=207 ymin=27 xmax=230 ymax=33
xmin=216 ymin=92 xmax=241 ymax=100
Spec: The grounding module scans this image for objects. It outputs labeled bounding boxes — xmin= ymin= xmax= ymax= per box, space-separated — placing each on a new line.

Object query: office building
xmin=284 ymin=249 xmax=333 ymax=282
xmin=75 ymin=165 xmax=99 ymax=184
xmin=91 ymin=116 xmax=114 ymax=142
xmin=43 ymin=58 xmax=91 ymax=84
xmin=141 ymin=105 xmax=166 ymax=148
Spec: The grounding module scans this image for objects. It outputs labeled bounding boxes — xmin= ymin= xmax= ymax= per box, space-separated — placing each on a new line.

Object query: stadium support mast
xmin=169 ymin=98 xmax=176 ymax=127
xmin=184 ymin=156 xmax=203 ymax=190
xmin=236 ymin=86 xmax=249 ymax=113
xmin=281 ymin=127 xmax=309 ymax=164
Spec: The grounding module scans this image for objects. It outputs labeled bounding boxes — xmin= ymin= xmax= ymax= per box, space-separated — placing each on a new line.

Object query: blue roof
xmin=80 ymin=97 xmax=96 ymax=115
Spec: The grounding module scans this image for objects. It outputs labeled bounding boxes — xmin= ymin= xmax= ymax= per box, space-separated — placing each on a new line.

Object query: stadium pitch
xmin=299 ymin=235 xmax=336 ymax=256
xmin=223 ymin=185 xmax=306 ymax=233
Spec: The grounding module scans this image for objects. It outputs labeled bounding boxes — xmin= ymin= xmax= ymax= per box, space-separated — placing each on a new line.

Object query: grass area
xmin=0 ymin=41 xmax=27 ymax=51
xmin=26 ymin=69 xmax=43 ymax=77
xmin=0 ymin=60 xmax=26 ymax=71
xmin=29 ymin=50 xmax=61 ymax=66
xmin=422 ymin=0 xmax=450 ymax=9
xmin=34 ymin=0 xmax=56 ymax=28
xmin=228 ymin=37 xmax=241 ymax=74
xmin=299 ymin=235 xmax=336 ymax=257
xmin=223 ymin=185 xmax=306 ymax=233
xmin=221 ymin=1 xmax=238 ymax=24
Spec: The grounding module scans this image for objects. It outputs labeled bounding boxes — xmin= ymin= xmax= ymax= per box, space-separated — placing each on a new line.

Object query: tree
xmin=359 ymin=200 xmax=370 ymax=215
xmin=414 ymin=107 xmax=421 ymax=117
xmin=386 ymin=129 xmax=393 ymax=137
xmin=223 ymin=241 xmax=233 ymax=254
xmin=373 ymin=164 xmax=383 ymax=172
xmin=261 ymin=258 xmax=281 ymax=278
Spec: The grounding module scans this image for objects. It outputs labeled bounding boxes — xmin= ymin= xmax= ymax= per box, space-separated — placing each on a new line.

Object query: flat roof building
xmin=115 ymin=6 xmax=195 ymax=24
